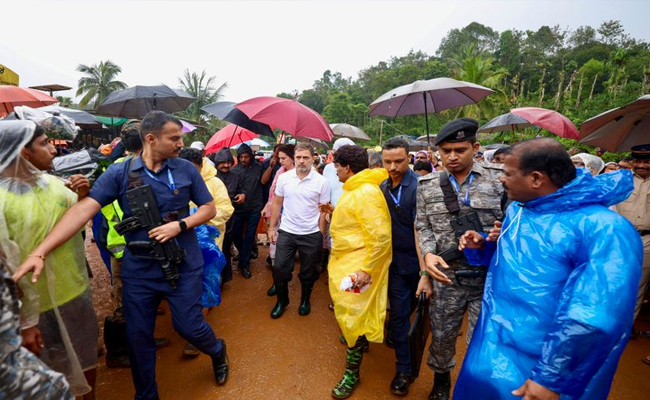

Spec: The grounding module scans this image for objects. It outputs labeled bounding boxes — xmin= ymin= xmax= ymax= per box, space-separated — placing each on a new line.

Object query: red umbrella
xmin=511 ymin=107 xmax=578 ymax=139
xmin=205 ymin=124 xmax=259 ymax=154
xmin=234 ymin=96 xmax=334 ymax=141
xmin=0 ymin=86 xmax=58 ymax=117
xmin=478 ymin=107 xmax=578 ymax=139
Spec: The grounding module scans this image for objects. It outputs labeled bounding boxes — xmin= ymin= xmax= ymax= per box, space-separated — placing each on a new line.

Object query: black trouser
xmin=388 ymin=268 xmax=420 ymax=374
xmin=221 ymin=219 xmax=234 ymax=281
xmin=272 ymin=230 xmax=323 ymax=285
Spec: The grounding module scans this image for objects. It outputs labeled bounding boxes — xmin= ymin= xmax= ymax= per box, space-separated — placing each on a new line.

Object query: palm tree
xmin=56 ymin=96 xmax=73 ymax=108
xmin=450 ymin=44 xmax=508 ymax=121
xmin=177 ymin=69 xmax=227 ymax=122
xmin=76 ymin=60 xmax=127 ymax=110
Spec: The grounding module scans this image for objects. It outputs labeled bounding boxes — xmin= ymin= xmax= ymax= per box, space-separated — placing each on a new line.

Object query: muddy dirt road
xmin=87 ymin=239 xmax=650 ymax=399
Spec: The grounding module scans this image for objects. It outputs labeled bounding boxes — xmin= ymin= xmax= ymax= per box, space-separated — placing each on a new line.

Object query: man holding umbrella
xmin=416 ymin=118 xmax=504 ymax=400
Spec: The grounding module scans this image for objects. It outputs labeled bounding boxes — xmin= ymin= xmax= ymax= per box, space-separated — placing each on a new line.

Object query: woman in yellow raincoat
xmin=326 ymin=145 xmax=392 ymax=399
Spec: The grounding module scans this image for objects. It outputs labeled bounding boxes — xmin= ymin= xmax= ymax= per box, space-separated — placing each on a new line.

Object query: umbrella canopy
xmin=96 ymin=84 xmax=195 ymax=118
xmin=295 ymin=136 xmax=329 ymax=150
xmin=38 ymin=105 xmax=101 ymax=126
xmin=235 ymin=96 xmax=334 ymax=141
xmin=179 ymin=119 xmax=197 ymax=133
xmin=369 ymin=77 xmax=494 ymax=118
xmin=245 ymin=138 xmax=271 ymax=148
xmin=478 ymin=107 xmax=579 ymax=139
xmin=201 ymin=101 xmax=237 ymax=119
xmin=205 ymin=124 xmax=259 ymax=154
xmin=579 ymin=95 xmax=650 ymax=152
xmin=329 ymin=123 xmax=371 ymax=141
xmin=202 ymin=100 xmax=274 ymax=138
xmin=0 ymin=86 xmax=58 ymax=117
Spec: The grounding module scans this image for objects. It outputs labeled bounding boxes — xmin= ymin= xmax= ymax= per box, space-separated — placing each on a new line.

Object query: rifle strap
xmin=127 ymin=157 xmax=143 ymax=190
xmin=439 ymin=171 xmax=460 ymax=215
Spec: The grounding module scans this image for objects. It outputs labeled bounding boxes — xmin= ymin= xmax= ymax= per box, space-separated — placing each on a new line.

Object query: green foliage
xmin=76 ymin=60 xmax=127 ymax=109
xmin=177 ymin=69 xmax=227 ymax=123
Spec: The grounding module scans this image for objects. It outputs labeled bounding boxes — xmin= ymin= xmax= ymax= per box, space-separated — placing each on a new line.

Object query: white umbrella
xmin=579 ymin=95 xmax=650 ymax=152
xmin=369 ymin=77 xmax=494 ymax=143
xmin=232 ymin=138 xmax=271 ymax=148
xmin=329 ymin=123 xmax=371 ymax=141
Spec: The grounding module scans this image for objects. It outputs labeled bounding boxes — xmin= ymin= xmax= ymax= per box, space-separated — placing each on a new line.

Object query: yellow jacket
xmin=194 ymin=160 xmax=234 ymax=250
xmin=328 ymin=168 xmax=392 ymax=347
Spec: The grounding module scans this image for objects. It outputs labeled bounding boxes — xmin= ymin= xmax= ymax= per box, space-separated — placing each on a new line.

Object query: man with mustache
xmin=415 ymin=118 xmax=504 ymax=400
xmin=14 ymin=111 xmax=230 ymax=400
xmin=615 ymin=144 xmax=650 ymax=337
xmin=267 ymin=143 xmax=330 ymax=318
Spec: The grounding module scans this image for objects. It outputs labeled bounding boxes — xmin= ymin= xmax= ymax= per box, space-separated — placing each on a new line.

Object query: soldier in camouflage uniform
xmin=416 ymin=118 xmax=504 ymax=400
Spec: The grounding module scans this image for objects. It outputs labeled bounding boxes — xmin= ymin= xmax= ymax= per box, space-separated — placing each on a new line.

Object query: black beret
xmin=434 ymin=118 xmax=479 ymax=146
xmin=631 ymin=144 xmax=650 ymax=160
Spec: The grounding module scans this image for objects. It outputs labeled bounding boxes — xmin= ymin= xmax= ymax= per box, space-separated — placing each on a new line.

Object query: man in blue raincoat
xmin=454 ymin=138 xmax=642 ymax=400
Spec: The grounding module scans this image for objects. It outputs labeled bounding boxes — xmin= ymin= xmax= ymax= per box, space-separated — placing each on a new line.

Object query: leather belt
xmin=639 ymin=230 xmax=650 ymax=236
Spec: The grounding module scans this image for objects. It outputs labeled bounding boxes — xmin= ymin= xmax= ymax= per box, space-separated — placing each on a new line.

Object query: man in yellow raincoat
xmin=326 ymin=144 xmax=392 ymax=399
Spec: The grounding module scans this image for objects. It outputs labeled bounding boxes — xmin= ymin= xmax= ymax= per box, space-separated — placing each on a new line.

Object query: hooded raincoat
xmin=454 ymin=168 xmax=642 ymax=400
xmin=0 ymin=121 xmax=95 ymax=396
xmin=328 ymin=168 xmax=392 ymax=347
xmin=196 ymin=160 xmax=234 ymax=250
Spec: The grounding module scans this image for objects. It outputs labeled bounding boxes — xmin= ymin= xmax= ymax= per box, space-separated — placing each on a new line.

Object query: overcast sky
xmin=2 ymin=0 xmax=648 ymax=104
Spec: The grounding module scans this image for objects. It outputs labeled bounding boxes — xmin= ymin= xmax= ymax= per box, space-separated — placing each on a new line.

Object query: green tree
xmin=177 ymin=69 xmax=227 ymax=122
xmin=56 ymin=96 xmax=73 ymax=107
xmin=437 ymin=22 xmax=500 ymax=60
xmin=450 ymin=44 xmax=508 ymax=121
xmin=76 ymin=60 xmax=127 ymax=109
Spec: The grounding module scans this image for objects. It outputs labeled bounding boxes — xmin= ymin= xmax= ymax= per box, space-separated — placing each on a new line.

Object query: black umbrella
xmin=202 ymin=101 xmax=274 ymax=138
xmin=97 ymin=85 xmax=195 ymax=118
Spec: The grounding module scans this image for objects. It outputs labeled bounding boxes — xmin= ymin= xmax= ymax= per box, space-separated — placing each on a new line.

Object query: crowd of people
xmin=0 ymin=110 xmax=647 ymax=400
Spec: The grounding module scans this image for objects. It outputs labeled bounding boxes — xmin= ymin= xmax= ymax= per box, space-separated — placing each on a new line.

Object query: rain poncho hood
xmin=0 ymin=121 xmax=92 ymax=395
xmin=455 ymin=168 xmax=642 ymax=400
xmin=329 ymin=168 xmax=392 ymax=347
xmin=236 ymin=143 xmax=253 ymax=159
xmin=572 ymin=152 xmax=605 ymax=175
xmin=197 ymin=160 xmax=234 ymax=250
xmin=213 ymin=147 xmax=234 ymax=164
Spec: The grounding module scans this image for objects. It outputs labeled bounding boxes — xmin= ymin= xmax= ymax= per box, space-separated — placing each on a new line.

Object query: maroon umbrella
xmin=478 ymin=107 xmax=578 ymax=139
xmin=234 ymin=96 xmax=334 ymax=141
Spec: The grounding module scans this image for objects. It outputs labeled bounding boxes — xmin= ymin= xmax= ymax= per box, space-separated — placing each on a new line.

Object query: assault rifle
xmin=114 ymin=184 xmax=185 ymax=288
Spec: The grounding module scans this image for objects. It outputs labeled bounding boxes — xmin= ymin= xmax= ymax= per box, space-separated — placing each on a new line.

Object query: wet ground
xmin=87 ymin=237 xmax=650 ymax=399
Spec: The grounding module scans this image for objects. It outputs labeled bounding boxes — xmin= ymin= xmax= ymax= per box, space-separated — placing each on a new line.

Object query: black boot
xmin=211 ymin=339 xmax=229 ymax=385
xmin=390 ymin=371 xmax=413 ymax=395
xmin=298 ymin=282 xmax=314 ymax=316
xmin=270 ymin=283 xmax=289 ymax=319
xmin=428 ymin=371 xmax=451 ymax=400
xmin=267 ymin=285 xmax=276 ymax=297
xmin=240 ymin=266 xmax=252 ymax=279
xmin=104 ymin=316 xmax=130 ymax=368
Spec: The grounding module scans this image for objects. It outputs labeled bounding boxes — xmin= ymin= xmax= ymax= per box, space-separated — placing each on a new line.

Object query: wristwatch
xmin=178 ymin=220 xmax=188 ymax=231
xmin=419 ymin=270 xmax=430 ymax=277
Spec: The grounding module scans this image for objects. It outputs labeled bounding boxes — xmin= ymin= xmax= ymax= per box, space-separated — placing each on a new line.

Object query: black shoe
xmin=155 ymin=337 xmax=170 ymax=349
xmin=298 ymin=283 xmax=314 ymax=316
xmin=390 ymin=372 xmax=413 ymax=396
xmin=266 ymin=256 xmax=272 ymax=266
xmin=106 ymin=353 xmax=130 ymax=368
xmin=211 ymin=339 xmax=229 ymax=385
xmin=428 ymin=372 xmax=451 ymax=400
xmin=267 ymin=285 xmax=277 ymax=297
xmin=251 ymin=248 xmax=258 ymax=259
xmin=271 ymin=283 xmax=289 ymax=319
xmin=240 ymin=267 xmax=252 ymax=279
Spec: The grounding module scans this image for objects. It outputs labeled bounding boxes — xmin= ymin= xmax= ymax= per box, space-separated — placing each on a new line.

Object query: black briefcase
xmin=407 ymin=292 xmax=431 ymax=378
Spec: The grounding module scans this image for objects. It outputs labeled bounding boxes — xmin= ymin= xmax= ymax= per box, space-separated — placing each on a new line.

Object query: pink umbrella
xmin=0 ymin=86 xmax=58 ymax=117
xmin=234 ymin=96 xmax=334 ymax=141
xmin=510 ymin=107 xmax=578 ymax=139
xmin=205 ymin=124 xmax=259 ymax=154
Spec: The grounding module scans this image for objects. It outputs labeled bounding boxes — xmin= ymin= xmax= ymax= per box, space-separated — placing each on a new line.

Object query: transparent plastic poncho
xmin=0 ymin=120 xmax=91 ymax=396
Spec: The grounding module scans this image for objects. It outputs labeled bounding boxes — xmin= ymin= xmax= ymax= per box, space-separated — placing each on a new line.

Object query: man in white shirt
xmin=268 ymin=143 xmax=331 ymax=319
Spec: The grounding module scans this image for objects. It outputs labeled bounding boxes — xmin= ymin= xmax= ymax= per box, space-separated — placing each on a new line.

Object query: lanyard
xmin=389 ymin=185 xmax=402 ymax=208
xmin=448 ymin=172 xmax=474 ymax=206
xmin=144 ymin=167 xmax=178 ymax=195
